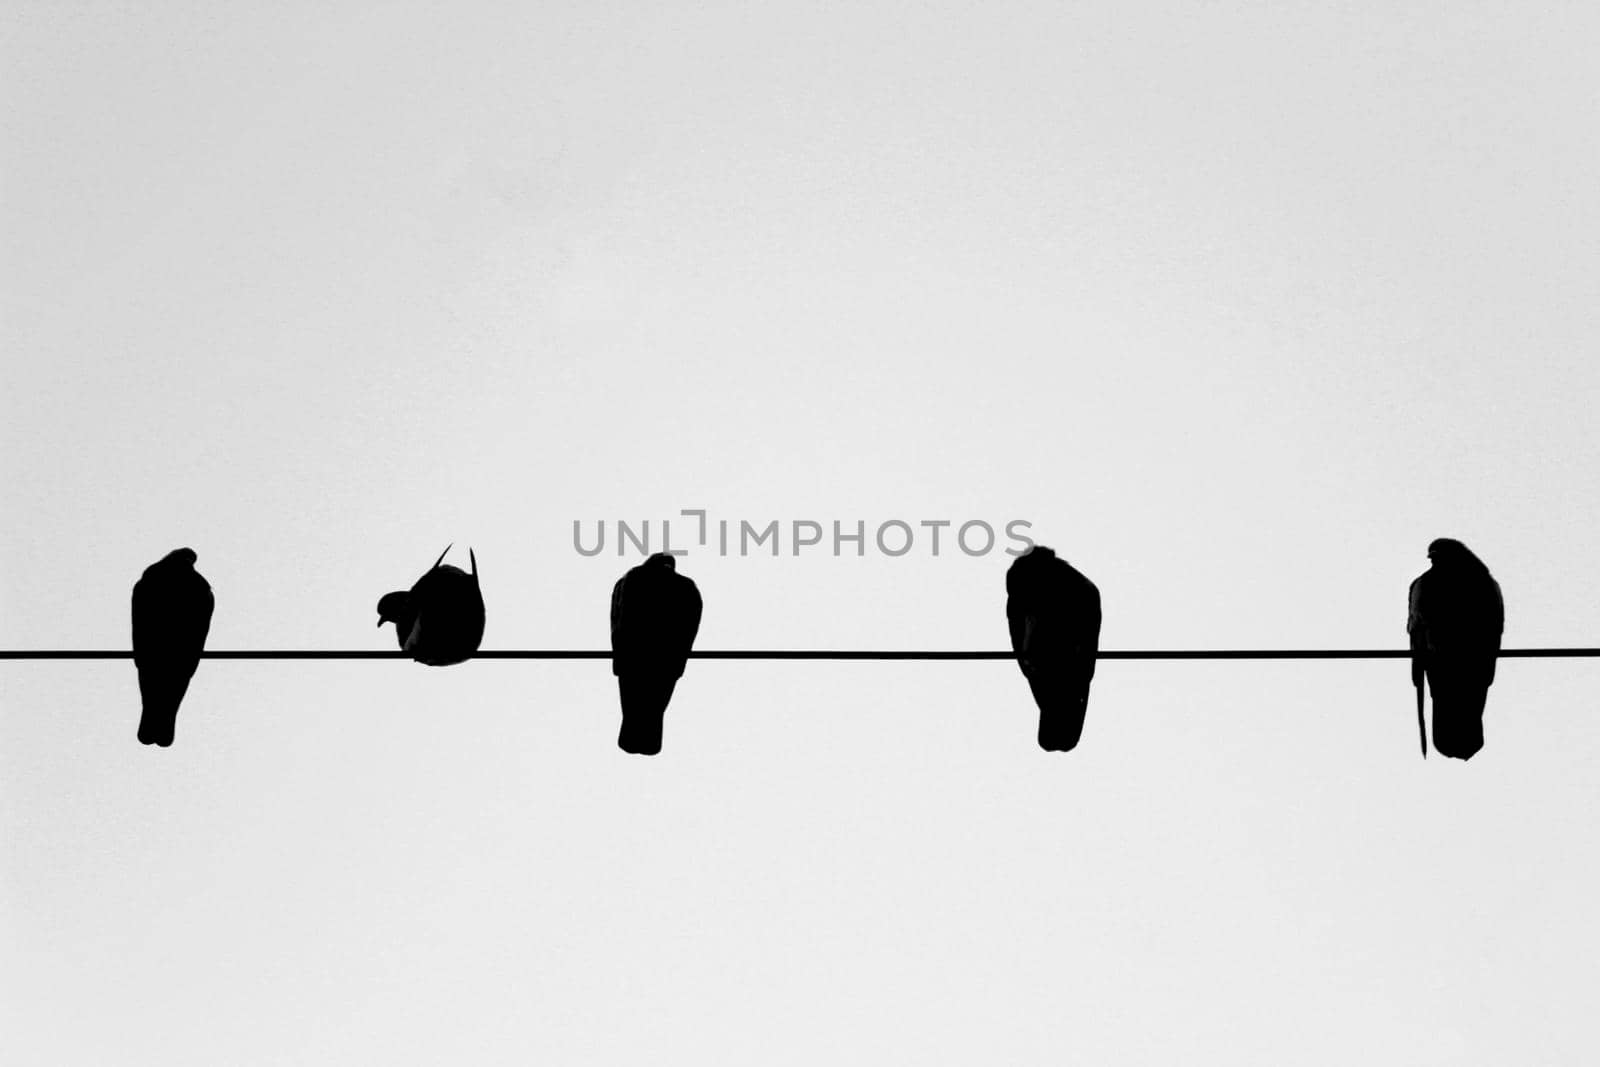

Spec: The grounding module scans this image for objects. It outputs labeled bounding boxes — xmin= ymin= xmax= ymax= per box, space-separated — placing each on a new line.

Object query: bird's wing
xmin=1019 ymin=609 xmax=1045 ymax=672
xmin=1406 ymin=575 xmax=1427 ymax=686
xmin=1406 ymin=575 xmax=1426 ymax=646
xmin=1486 ymin=576 xmax=1505 ymax=684
xmin=609 ymin=576 xmax=628 ymax=653
xmin=685 ymin=579 xmax=703 ymax=634
xmin=1090 ymin=580 xmax=1103 ymax=628
xmin=676 ymin=580 xmax=703 ymax=660
xmin=1005 ymin=594 xmax=1028 ymax=659
xmin=130 ymin=573 xmax=158 ymax=659
xmin=183 ymin=573 xmax=215 ymax=655
xmin=1078 ymin=579 xmax=1102 ymax=677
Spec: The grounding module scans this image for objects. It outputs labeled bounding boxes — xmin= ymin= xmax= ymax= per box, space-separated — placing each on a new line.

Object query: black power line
xmin=3 ymin=649 xmax=1599 ymax=661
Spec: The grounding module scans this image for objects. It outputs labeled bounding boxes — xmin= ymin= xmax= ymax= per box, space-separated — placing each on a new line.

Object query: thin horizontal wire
xmin=2 ymin=649 xmax=1598 ymax=660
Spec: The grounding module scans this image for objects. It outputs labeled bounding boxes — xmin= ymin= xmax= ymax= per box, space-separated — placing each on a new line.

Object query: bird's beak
xmin=376 ymin=617 xmax=385 ymax=627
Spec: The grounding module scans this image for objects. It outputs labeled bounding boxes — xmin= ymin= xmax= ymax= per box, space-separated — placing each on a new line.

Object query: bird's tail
xmin=136 ymin=666 xmax=194 ymax=747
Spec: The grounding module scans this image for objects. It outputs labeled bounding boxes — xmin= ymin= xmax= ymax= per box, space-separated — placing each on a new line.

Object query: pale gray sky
xmin=4 ymin=2 xmax=1600 ymax=1063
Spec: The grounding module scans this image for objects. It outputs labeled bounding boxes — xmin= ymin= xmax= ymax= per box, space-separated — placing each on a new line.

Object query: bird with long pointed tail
xmin=376 ymin=545 xmax=485 ymax=666
xmin=132 ymin=548 xmax=215 ymax=747
xmin=610 ymin=553 xmax=703 ymax=755
xmin=1006 ymin=545 xmax=1102 ymax=752
xmin=1408 ymin=538 xmax=1504 ymax=760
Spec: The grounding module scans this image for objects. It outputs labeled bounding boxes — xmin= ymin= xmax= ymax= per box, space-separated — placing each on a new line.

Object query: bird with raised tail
xmin=377 ymin=545 xmax=485 ymax=666
xmin=1006 ymin=545 xmax=1101 ymax=752
xmin=132 ymin=548 xmax=215 ymax=747
xmin=610 ymin=553 xmax=703 ymax=755
xmin=1408 ymin=538 xmax=1504 ymax=760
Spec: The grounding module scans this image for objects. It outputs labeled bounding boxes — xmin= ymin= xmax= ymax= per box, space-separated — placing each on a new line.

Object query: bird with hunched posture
xmin=1408 ymin=538 xmax=1504 ymax=760
xmin=132 ymin=547 xmax=215 ymax=747
xmin=376 ymin=545 xmax=485 ymax=666
xmin=1006 ymin=545 xmax=1101 ymax=752
xmin=610 ymin=553 xmax=703 ymax=755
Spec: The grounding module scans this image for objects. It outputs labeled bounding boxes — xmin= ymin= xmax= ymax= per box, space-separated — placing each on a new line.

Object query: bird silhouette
xmin=1006 ymin=545 xmax=1102 ymax=752
xmin=132 ymin=547 xmax=215 ymax=747
xmin=1408 ymin=538 xmax=1504 ymax=760
xmin=376 ymin=545 xmax=485 ymax=666
xmin=610 ymin=553 xmax=703 ymax=755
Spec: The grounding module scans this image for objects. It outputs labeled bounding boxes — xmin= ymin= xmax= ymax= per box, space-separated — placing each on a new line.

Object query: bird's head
xmin=376 ymin=592 xmax=409 ymax=627
xmin=1011 ymin=544 xmax=1057 ymax=570
xmin=1427 ymin=538 xmax=1471 ymax=564
xmin=645 ymin=552 xmax=678 ymax=571
xmin=164 ymin=547 xmax=199 ymax=568
xmin=1005 ymin=544 xmax=1058 ymax=594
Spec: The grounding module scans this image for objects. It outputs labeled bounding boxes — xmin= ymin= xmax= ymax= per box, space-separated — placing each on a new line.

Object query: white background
xmin=4 ymin=2 xmax=1599 ymax=1062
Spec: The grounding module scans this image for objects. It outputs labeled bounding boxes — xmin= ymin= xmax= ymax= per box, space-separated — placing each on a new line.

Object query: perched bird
xmin=1408 ymin=538 xmax=1505 ymax=760
xmin=376 ymin=545 xmax=485 ymax=666
xmin=132 ymin=548 xmax=215 ymax=747
xmin=1006 ymin=545 xmax=1102 ymax=752
xmin=610 ymin=553 xmax=703 ymax=755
